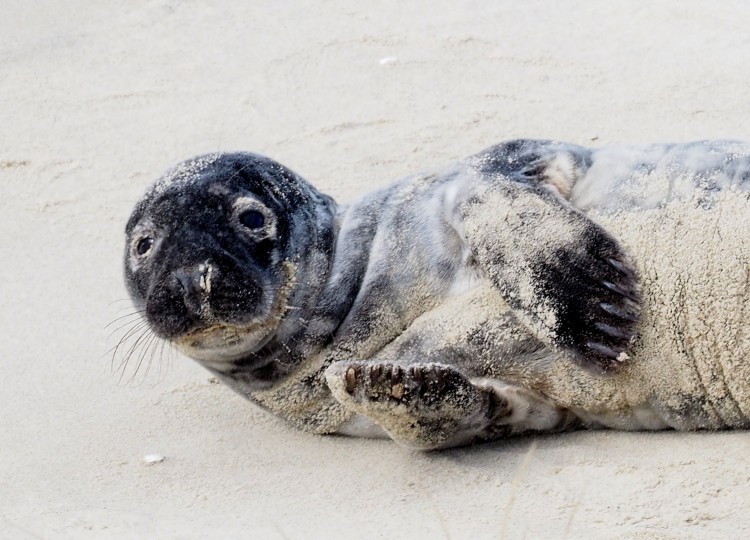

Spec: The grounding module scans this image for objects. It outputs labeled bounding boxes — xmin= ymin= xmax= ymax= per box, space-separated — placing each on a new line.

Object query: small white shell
xmin=142 ymin=453 xmax=166 ymax=464
xmin=379 ymin=56 xmax=398 ymax=65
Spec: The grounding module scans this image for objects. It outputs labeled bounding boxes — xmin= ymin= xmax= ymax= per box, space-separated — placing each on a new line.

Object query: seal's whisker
xmin=164 ymin=340 xmax=177 ymax=381
xmin=111 ymin=325 xmax=150 ymax=376
xmin=115 ymin=323 xmax=154 ymax=381
xmin=110 ymin=317 xmax=148 ymax=349
xmin=106 ymin=319 xmax=150 ymax=367
xmin=134 ymin=330 xmax=161 ymax=386
xmin=117 ymin=328 xmax=154 ymax=385
xmin=107 ymin=323 xmax=139 ymax=343
xmin=104 ymin=311 xmax=147 ymax=342
xmin=155 ymin=337 xmax=171 ymax=384
xmin=106 ymin=314 xmax=149 ymax=340
xmin=146 ymin=334 xmax=164 ymax=382
xmin=153 ymin=338 xmax=165 ymax=383
xmin=123 ymin=324 xmax=154 ymax=367
xmin=107 ymin=298 xmax=136 ymax=308
xmin=105 ymin=309 xmax=146 ymax=330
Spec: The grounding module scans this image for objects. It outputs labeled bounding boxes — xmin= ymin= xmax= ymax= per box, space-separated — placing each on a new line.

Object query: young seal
xmin=124 ymin=139 xmax=750 ymax=449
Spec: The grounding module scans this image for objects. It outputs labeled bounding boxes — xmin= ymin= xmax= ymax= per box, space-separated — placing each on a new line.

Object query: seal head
xmin=124 ymin=152 xmax=336 ymax=380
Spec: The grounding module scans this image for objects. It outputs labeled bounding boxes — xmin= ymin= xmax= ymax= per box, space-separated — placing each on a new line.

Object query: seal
xmin=124 ymin=139 xmax=750 ymax=448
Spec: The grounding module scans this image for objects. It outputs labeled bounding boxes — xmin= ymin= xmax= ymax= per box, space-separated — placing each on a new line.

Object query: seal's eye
xmin=136 ymin=237 xmax=154 ymax=256
xmin=239 ymin=209 xmax=265 ymax=230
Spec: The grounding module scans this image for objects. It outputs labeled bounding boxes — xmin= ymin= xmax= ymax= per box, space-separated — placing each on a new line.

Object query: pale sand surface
xmin=2 ymin=1 xmax=750 ymax=538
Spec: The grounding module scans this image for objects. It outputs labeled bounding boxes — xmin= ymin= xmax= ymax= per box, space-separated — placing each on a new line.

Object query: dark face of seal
xmin=124 ymin=153 xmax=336 ymax=373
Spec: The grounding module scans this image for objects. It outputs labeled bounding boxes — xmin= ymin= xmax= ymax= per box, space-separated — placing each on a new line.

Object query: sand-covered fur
xmin=125 ymin=139 xmax=750 ymax=448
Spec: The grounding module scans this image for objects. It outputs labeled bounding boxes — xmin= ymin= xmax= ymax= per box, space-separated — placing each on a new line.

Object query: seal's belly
xmin=431 ymin=188 xmax=750 ymax=430
xmin=583 ymin=191 xmax=750 ymax=428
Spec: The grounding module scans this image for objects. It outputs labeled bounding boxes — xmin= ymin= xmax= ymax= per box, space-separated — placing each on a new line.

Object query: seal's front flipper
xmin=325 ymin=361 xmax=572 ymax=449
xmin=459 ymin=176 xmax=640 ymax=375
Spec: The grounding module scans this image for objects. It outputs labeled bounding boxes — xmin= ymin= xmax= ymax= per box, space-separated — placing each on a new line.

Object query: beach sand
xmin=2 ymin=1 xmax=749 ymax=537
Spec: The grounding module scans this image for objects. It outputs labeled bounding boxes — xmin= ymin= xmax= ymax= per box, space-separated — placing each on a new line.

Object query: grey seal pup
xmin=124 ymin=139 xmax=750 ymax=449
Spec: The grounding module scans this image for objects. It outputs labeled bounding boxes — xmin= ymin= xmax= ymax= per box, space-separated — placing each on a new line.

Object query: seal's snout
xmin=144 ymin=252 xmax=267 ymax=340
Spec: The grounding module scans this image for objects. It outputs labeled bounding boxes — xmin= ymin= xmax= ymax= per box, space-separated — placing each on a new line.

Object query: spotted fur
xmin=124 ymin=139 xmax=750 ymax=448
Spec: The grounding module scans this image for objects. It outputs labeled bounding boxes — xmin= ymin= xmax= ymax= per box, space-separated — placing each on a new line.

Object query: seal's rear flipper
xmin=459 ymin=174 xmax=640 ymax=375
xmin=325 ymin=361 xmax=575 ymax=449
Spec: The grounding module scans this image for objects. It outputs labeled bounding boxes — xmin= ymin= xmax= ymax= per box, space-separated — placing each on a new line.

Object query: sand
xmin=3 ymin=1 xmax=750 ymax=538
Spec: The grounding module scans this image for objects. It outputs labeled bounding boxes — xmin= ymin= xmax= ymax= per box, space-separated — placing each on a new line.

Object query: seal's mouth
xmin=174 ymin=321 xmax=275 ymax=366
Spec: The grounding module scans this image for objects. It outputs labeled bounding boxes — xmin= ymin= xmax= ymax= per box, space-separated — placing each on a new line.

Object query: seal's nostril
xmin=172 ymin=266 xmax=210 ymax=316
xmin=173 ymin=264 xmax=212 ymax=296
xmin=173 ymin=268 xmax=197 ymax=293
